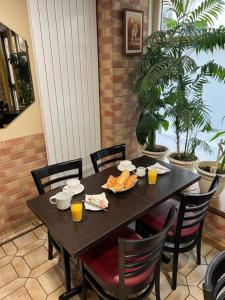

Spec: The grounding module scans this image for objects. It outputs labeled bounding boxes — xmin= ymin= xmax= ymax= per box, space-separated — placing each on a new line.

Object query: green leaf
xmin=161 ymin=120 xmax=169 ymax=131
xmin=210 ymin=131 xmax=225 ymax=141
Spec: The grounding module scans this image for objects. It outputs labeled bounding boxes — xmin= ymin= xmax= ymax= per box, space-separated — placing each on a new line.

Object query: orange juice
xmin=71 ymin=202 xmax=83 ymax=222
xmin=148 ymin=169 xmax=157 ymax=185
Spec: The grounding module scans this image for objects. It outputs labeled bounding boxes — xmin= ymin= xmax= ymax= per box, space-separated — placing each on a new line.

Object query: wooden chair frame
xmin=136 ymin=175 xmax=221 ymax=290
xmin=81 ymin=206 xmax=177 ymax=300
xmin=90 ymin=144 xmax=125 ymax=173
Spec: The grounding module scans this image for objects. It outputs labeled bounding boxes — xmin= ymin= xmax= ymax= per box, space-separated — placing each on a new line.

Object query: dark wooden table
xmin=27 ymin=156 xmax=200 ymax=299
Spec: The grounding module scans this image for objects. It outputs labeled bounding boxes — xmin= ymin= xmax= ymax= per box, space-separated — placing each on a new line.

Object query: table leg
xmin=61 ymin=247 xmax=71 ymax=292
xmin=59 ymin=248 xmax=82 ymax=299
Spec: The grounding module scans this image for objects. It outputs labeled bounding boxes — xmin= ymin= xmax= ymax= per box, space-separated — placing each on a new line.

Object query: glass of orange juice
xmin=71 ymin=201 xmax=83 ymax=222
xmin=148 ymin=169 xmax=157 ymax=185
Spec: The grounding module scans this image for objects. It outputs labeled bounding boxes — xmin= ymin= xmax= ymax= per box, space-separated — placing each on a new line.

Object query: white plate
xmin=84 ymin=202 xmax=102 ymax=211
xmin=117 ymin=164 xmax=136 ymax=172
xmin=63 ymin=184 xmax=84 ymax=196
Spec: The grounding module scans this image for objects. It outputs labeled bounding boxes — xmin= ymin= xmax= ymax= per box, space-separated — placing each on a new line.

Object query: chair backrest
xmin=118 ymin=206 xmax=177 ymax=299
xmin=90 ymin=144 xmax=125 ymax=173
xmin=31 ymin=158 xmax=82 ymax=195
xmin=175 ymin=175 xmax=220 ymax=244
xmin=203 ymin=250 xmax=225 ymax=300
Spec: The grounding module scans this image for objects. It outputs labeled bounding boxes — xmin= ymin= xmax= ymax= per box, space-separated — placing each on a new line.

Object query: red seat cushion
xmin=141 ymin=199 xmax=200 ymax=237
xmin=82 ymin=227 xmax=154 ymax=287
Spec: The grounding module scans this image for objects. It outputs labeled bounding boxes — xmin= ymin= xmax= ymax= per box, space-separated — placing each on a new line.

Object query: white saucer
xmin=63 ymin=184 xmax=84 ymax=196
xmin=117 ymin=164 xmax=136 ymax=172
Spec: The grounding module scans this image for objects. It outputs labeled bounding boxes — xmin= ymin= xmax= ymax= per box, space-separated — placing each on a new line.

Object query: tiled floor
xmin=0 ymin=226 xmax=221 ymax=299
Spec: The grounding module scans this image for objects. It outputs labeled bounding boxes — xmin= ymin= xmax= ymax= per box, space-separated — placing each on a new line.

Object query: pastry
xmin=117 ymin=170 xmax=130 ymax=185
xmin=124 ymin=175 xmax=137 ymax=189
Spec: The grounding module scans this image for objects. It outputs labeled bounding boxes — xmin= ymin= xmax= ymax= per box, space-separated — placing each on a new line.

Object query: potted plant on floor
xmin=130 ymin=29 xmax=170 ymax=160
xmin=197 ymin=130 xmax=225 ymax=197
xmin=131 ymin=0 xmax=225 ymax=164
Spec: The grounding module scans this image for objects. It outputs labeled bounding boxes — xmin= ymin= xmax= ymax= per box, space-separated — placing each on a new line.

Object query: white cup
xmin=134 ymin=166 xmax=146 ymax=177
xmin=120 ymin=160 xmax=132 ymax=168
xmin=49 ymin=192 xmax=72 ymax=210
xmin=66 ymin=179 xmax=81 ymax=192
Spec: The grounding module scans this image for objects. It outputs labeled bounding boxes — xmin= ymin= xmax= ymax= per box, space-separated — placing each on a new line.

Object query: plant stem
xmin=184 ymin=128 xmax=189 ymax=157
xmin=148 ymin=129 xmax=156 ymax=152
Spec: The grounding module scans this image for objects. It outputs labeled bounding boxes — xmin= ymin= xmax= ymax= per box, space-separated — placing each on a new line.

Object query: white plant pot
xmin=141 ymin=145 xmax=168 ymax=161
xmin=196 ymin=161 xmax=225 ymax=198
xmin=167 ymin=151 xmax=198 ymax=171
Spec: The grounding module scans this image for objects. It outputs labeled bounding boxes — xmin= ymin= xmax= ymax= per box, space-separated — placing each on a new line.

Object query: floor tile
xmin=147 ymin=293 xmax=155 ymax=300
xmin=165 ymin=285 xmax=189 ymax=300
xmin=11 ymin=257 xmax=30 ymax=278
xmin=25 ymin=278 xmax=47 ymax=300
xmin=24 ymin=246 xmax=48 ymax=269
xmin=189 ymin=286 xmax=204 ymax=300
xmin=185 ymin=250 xmax=207 ymax=265
xmin=0 ymin=264 xmax=18 ymax=288
xmin=157 ymin=272 xmax=171 ymax=299
xmin=0 ymin=256 xmax=13 ymax=269
xmin=0 ymin=278 xmax=26 ymax=299
xmin=198 ymin=279 xmax=204 ymax=290
xmin=2 ymin=243 xmax=17 ymax=256
xmin=205 ymin=248 xmax=221 ymax=264
xmin=186 ymin=265 xmax=208 ymax=286
xmin=38 ymin=265 xmax=64 ymax=294
xmin=0 ymin=248 xmax=5 ymax=259
xmin=3 ymin=287 xmax=31 ymax=300
xmin=185 ymin=296 xmax=197 ymax=300
xmin=177 ymin=253 xmax=197 ymax=277
xmin=161 ymin=253 xmax=197 ymax=278
xmin=33 ymin=226 xmax=47 ymax=240
xmin=0 ymin=226 xmax=220 ymax=300
xmin=16 ymin=240 xmax=45 ymax=257
xmin=47 ymin=285 xmax=66 ymax=300
xmin=13 ymin=232 xmax=37 ymax=250
xmin=29 ymin=258 xmax=59 ymax=278
xmin=201 ymin=241 xmax=213 ymax=257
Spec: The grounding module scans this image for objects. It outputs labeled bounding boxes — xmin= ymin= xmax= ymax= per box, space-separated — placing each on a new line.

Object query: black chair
xmin=90 ymin=144 xmax=125 ymax=173
xmin=31 ymin=159 xmax=82 ymax=195
xmin=80 ymin=206 xmax=176 ymax=300
xmin=203 ymin=250 xmax=225 ymax=300
xmin=31 ymin=158 xmax=82 ymax=291
xmin=136 ymin=175 xmax=220 ymax=290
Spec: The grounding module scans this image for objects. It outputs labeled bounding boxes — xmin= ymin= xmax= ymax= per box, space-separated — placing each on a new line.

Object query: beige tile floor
xmin=0 ymin=226 xmax=221 ymax=299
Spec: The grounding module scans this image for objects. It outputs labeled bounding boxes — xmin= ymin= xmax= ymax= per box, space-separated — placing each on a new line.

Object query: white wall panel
xmin=27 ymin=0 xmax=101 ymax=175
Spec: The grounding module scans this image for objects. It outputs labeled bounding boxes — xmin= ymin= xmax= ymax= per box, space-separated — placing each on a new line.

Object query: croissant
xmin=117 ymin=170 xmax=130 ymax=185
xmin=124 ymin=175 xmax=137 ymax=189
xmin=106 ymin=175 xmax=117 ymax=188
xmin=113 ymin=184 xmax=124 ymax=192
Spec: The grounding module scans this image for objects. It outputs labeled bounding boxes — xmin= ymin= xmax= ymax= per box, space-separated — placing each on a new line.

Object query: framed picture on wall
xmin=123 ymin=9 xmax=143 ymax=55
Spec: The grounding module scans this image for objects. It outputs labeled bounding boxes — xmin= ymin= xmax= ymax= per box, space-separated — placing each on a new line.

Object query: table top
xmin=27 ymin=156 xmax=200 ymax=257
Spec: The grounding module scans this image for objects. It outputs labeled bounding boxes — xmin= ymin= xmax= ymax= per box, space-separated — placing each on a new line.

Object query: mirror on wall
xmin=0 ymin=22 xmax=34 ymax=128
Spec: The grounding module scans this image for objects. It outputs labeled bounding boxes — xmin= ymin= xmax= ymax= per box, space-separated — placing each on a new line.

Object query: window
xmin=157 ymin=1 xmax=225 ymax=160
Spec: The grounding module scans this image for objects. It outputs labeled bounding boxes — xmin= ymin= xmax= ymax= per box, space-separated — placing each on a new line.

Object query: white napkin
xmin=147 ymin=163 xmax=170 ymax=174
xmin=85 ymin=192 xmax=108 ymax=208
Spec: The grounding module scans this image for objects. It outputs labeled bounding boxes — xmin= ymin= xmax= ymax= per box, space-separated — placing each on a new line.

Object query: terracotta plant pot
xmin=196 ymin=161 xmax=225 ymax=198
xmin=167 ymin=151 xmax=198 ymax=171
xmin=141 ymin=145 xmax=168 ymax=161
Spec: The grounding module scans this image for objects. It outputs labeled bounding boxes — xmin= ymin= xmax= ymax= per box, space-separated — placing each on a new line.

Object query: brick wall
xmin=0 ymin=133 xmax=47 ymax=237
xmin=97 ymin=0 xmax=149 ymax=159
xmin=0 ymin=73 xmax=6 ymax=101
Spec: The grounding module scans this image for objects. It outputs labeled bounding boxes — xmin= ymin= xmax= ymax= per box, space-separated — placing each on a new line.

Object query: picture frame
xmin=123 ymin=8 xmax=144 ymax=56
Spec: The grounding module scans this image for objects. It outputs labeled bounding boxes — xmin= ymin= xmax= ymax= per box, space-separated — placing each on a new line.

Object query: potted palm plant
xmin=130 ymin=28 xmax=170 ymax=160
xmin=131 ymin=0 xmax=225 ymax=164
xmin=197 ymin=130 xmax=225 ymax=197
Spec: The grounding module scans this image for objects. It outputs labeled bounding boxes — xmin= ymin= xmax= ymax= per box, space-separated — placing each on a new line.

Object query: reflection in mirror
xmin=0 ymin=22 xmax=34 ymax=128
